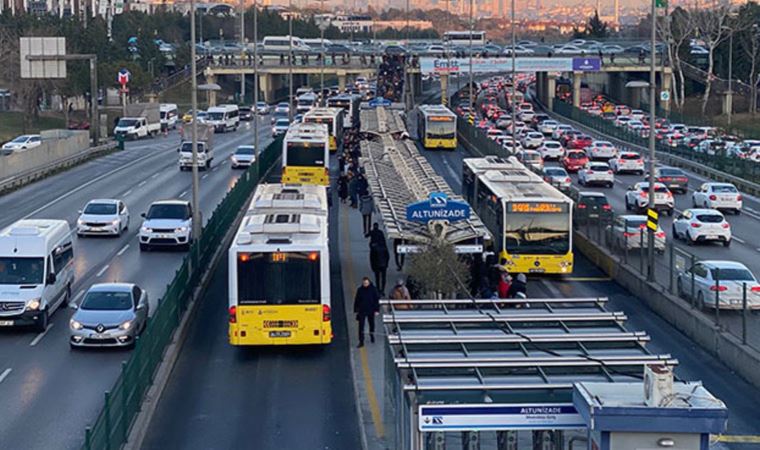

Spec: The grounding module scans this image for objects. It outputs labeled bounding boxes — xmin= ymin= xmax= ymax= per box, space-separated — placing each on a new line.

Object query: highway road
xmin=141 ymin=162 xmax=361 ymax=450
xmin=0 ymin=118 xmax=270 ymax=450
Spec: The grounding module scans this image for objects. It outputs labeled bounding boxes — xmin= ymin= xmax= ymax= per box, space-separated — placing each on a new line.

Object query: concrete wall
xmin=575 ymin=231 xmax=760 ymax=389
xmin=1 ymin=129 xmax=90 ymax=183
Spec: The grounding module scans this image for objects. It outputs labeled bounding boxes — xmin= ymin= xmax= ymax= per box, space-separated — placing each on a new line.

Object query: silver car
xmin=677 ymin=260 xmax=760 ymax=310
xmin=231 ymin=145 xmax=256 ymax=169
xmin=609 ymin=215 xmax=666 ymax=253
xmin=69 ymin=283 xmax=149 ymax=348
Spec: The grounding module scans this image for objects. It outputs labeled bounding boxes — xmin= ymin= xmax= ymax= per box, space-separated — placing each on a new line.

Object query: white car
xmin=630 ymin=109 xmax=646 ymax=120
xmin=578 ymin=162 xmax=614 ymax=187
xmin=610 ymin=151 xmax=645 ymax=174
xmin=677 ymin=260 xmax=760 ymax=310
xmin=692 ymin=183 xmax=742 ymax=214
xmin=614 ymin=116 xmax=632 ymax=128
xmin=672 ymin=208 xmax=731 ymax=247
xmin=272 ymin=118 xmax=291 ymax=137
xmin=552 ymin=124 xmax=574 ymax=140
xmin=517 ymin=150 xmax=544 ymax=171
xmin=519 ymin=110 xmax=536 ymax=123
xmin=610 ymin=215 xmax=666 ymax=253
xmin=501 ymin=138 xmax=523 ymax=154
xmin=542 ymin=167 xmax=572 ymax=192
xmin=625 ymin=182 xmax=674 ymax=215
xmin=77 ymin=199 xmax=129 ymax=237
xmin=231 ymin=145 xmax=256 ymax=169
xmin=139 ymin=200 xmax=193 ymax=251
xmin=521 ymin=132 xmax=544 ymax=149
xmin=538 ymin=120 xmax=559 ymax=135
xmin=538 ymin=141 xmax=564 ymax=160
xmin=2 ymin=134 xmax=41 ymax=154
xmin=487 ymin=128 xmax=505 ymax=140
xmin=587 ymin=141 xmax=617 ymax=159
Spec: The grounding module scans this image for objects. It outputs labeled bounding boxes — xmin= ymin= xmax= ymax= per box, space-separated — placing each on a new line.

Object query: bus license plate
xmin=269 ymin=331 xmax=291 ymax=338
xmin=264 ymin=320 xmax=298 ymax=328
xmin=529 ymin=268 xmax=546 ymax=273
xmin=0 ymin=320 xmax=13 ymax=326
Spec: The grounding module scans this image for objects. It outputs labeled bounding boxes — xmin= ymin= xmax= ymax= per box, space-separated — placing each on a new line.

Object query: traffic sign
xmin=367 ymin=97 xmax=392 ymax=108
xmin=647 ymin=208 xmax=659 ymax=231
xmin=660 ymin=90 xmax=670 ymax=102
xmin=19 ymin=37 xmax=67 ymax=79
xmin=117 ymin=68 xmax=131 ymax=87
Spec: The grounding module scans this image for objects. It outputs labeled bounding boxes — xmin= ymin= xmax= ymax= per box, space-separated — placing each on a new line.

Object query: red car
xmin=562 ymin=150 xmax=589 ymax=172
xmin=559 ymin=130 xmax=583 ymax=147
xmin=567 ymin=134 xmax=593 ymax=150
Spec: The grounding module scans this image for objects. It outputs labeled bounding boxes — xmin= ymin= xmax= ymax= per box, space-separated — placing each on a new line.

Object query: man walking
xmin=354 ymin=277 xmax=380 ymax=348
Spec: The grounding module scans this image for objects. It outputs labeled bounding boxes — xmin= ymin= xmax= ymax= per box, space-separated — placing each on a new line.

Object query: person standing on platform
xmin=354 ymin=277 xmax=380 ymax=347
xmin=370 ymin=240 xmax=390 ymax=294
xmin=338 ymin=174 xmax=348 ymax=204
xmin=359 ymin=193 xmax=374 ymax=236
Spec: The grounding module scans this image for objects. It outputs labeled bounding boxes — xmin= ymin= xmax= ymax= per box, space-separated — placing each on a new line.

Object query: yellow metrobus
xmin=417 ymin=104 xmax=457 ymax=149
xmin=228 ymin=183 xmax=332 ymax=346
xmin=281 ymin=122 xmax=330 ymax=186
xmin=303 ymin=107 xmax=345 ymax=153
xmin=463 ymin=156 xmax=574 ymax=275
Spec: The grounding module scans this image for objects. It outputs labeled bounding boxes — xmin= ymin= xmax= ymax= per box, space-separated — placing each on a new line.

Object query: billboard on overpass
xmin=419 ymin=57 xmax=601 ymax=74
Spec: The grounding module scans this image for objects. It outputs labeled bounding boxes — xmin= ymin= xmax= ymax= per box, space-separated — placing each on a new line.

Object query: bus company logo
xmin=433 ymin=59 xmax=460 ymax=72
xmin=423 ymin=416 xmax=444 ymax=425
xmin=406 ymin=192 xmax=471 ymax=223
xmin=429 ymin=192 xmax=448 ymax=208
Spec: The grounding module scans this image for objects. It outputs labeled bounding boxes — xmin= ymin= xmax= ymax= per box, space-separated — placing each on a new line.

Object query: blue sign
xmin=406 ymin=192 xmax=471 ymax=223
xmin=572 ymin=57 xmax=601 ymax=71
xmin=368 ymin=97 xmax=392 ymax=108
xmin=419 ymin=403 xmax=584 ymax=432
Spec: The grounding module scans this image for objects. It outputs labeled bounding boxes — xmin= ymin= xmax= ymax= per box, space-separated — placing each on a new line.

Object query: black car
xmin=574 ymin=191 xmax=613 ymax=226
xmin=649 ymin=166 xmax=689 ymax=194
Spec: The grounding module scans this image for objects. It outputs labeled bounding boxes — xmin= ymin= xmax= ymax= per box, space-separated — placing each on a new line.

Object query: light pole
xmin=723 ymin=25 xmax=734 ymax=126
xmin=468 ymin=0 xmax=473 ymax=110
xmin=320 ymin=0 xmax=325 ymax=106
xmin=647 ymin=0 xmax=657 ymax=282
xmin=189 ymin=0 xmax=202 ymax=240
xmin=240 ymin=0 xmax=246 ymax=103
xmin=510 ymin=0 xmax=516 ymax=139
xmin=253 ymin=0 xmax=259 ymax=161
xmin=288 ymin=1 xmax=293 ymax=122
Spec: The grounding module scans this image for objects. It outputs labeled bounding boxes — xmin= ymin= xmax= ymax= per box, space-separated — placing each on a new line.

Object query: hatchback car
xmin=561 ymin=150 xmax=589 ymax=172
xmin=624 ymin=182 xmax=674 ymax=215
xmin=587 ymin=141 xmax=617 ymax=159
xmin=77 ymin=199 xmax=129 ymax=237
xmin=521 ymin=132 xmax=544 ymax=149
xmin=692 ymin=183 xmax=742 ymax=214
xmin=552 ymin=124 xmax=574 ymax=140
xmin=567 ymin=134 xmax=593 ymax=150
xmin=272 ymin=118 xmax=291 ymax=136
xmin=139 ymin=200 xmax=193 ymax=250
xmin=574 ymin=192 xmax=612 ymax=226
xmin=256 ymin=101 xmax=270 ymax=114
xmin=538 ymin=120 xmax=559 ymax=135
xmin=516 ymin=150 xmax=544 ymax=171
xmin=69 ymin=283 xmax=149 ymax=348
xmin=677 ymin=261 xmax=760 ymax=310
xmin=231 ymin=145 xmax=256 ymax=169
xmin=578 ymin=162 xmax=614 ymax=187
xmin=543 ymin=167 xmax=572 ymax=192
xmin=538 ymin=141 xmax=564 ymax=160
xmin=2 ymin=134 xmax=41 ymax=154
xmin=610 ymin=215 xmax=666 ymax=252
xmin=649 ymin=166 xmax=689 ymax=194
xmin=672 ymin=208 xmax=731 ymax=246
xmin=610 ymin=151 xmax=644 ymax=174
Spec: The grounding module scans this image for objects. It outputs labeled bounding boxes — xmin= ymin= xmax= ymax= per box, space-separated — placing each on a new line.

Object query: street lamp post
xmin=240 ymin=0 xmax=246 ymax=102
xmin=646 ymin=0 xmax=657 ymax=281
xmin=727 ymin=27 xmax=734 ymax=126
xmin=320 ymin=0 xmax=325 ymax=106
xmin=510 ymin=0 xmax=516 ymax=138
xmin=253 ymin=0 xmax=259 ymax=161
xmin=288 ymin=1 xmax=293 ymax=122
xmin=468 ymin=0 xmax=473 ymax=110
xmin=189 ymin=0 xmax=202 ymax=240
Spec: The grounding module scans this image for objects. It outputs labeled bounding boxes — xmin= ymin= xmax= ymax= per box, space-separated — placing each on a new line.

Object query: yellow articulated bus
xmin=281 ymin=122 xmax=330 ymax=186
xmin=463 ymin=156 xmax=574 ymax=275
xmin=303 ymin=107 xmax=345 ymax=153
xmin=417 ymin=104 xmax=457 ymax=149
xmin=228 ymin=183 xmax=332 ymax=346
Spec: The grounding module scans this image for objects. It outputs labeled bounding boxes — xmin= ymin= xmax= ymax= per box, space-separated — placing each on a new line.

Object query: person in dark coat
xmin=359 ymin=193 xmax=374 ymax=236
xmin=507 ymin=273 xmax=527 ymax=298
xmin=354 ymin=277 xmax=380 ymax=347
xmin=348 ymin=174 xmax=359 ymax=208
xmin=356 ymin=173 xmax=369 ymax=197
xmin=338 ymin=175 xmax=348 ymax=204
xmin=370 ymin=240 xmax=390 ymax=294
xmin=368 ymin=223 xmax=385 ymax=248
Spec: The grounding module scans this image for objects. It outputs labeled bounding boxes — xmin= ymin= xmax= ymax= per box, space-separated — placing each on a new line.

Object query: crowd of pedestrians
xmin=376 ymin=54 xmax=406 ymax=102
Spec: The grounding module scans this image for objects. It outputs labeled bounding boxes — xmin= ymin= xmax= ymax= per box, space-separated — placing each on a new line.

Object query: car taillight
xmin=623 ymin=231 xmax=638 ymax=237
xmin=322 ymin=304 xmax=331 ymax=322
xmin=578 ymin=204 xmax=587 ymax=209
xmin=737 ymin=195 xmax=743 ymax=201
xmin=655 ymin=231 xmax=665 ymax=238
xmin=640 ymin=192 xmax=647 ymax=198
xmin=602 ymin=204 xmax=612 ymax=210
xmin=677 ymin=177 xmax=687 ymax=182
xmin=691 ymin=223 xmax=701 ymax=228
xmin=565 ymin=177 xmax=571 ymax=183
xmin=228 ymin=306 xmax=237 ymax=323
xmin=709 ymin=285 xmax=728 ymax=292
xmin=661 ymin=177 xmax=672 ymax=182
xmin=722 ymin=223 xmax=730 ymax=229
xmin=608 ymin=170 xmax=613 ymax=174
xmin=637 ymin=159 xmax=643 ymax=164
xmin=709 ymin=195 xmax=717 ymax=201
xmin=751 ymin=286 xmax=760 ymax=292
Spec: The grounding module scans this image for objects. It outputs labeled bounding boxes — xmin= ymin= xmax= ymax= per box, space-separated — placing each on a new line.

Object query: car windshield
xmin=696 ymin=214 xmax=723 ymax=223
xmin=710 ymin=268 xmax=754 ymax=282
xmin=80 ymin=290 xmax=133 ymax=311
xmin=0 ymin=257 xmax=44 ymax=285
xmin=712 ymin=185 xmax=737 ymax=193
xmin=545 ymin=169 xmax=567 ymax=177
xmin=568 ymin=152 xmax=585 ymax=159
xmin=117 ymin=119 xmax=137 ymax=127
xmin=660 ymin=168 xmax=684 ymax=176
xmin=590 ymin=165 xmax=608 ymax=171
xmin=621 ymin=154 xmax=640 ymax=160
xmin=624 ymin=218 xmax=647 ymax=229
xmin=147 ymin=204 xmax=189 ymax=220
xmin=257 ymin=102 xmax=267 ymax=107
xmin=84 ymin=203 xmax=117 ymax=215
xmin=545 ymin=142 xmax=560 ymax=148
xmin=276 ymin=119 xmax=290 ymax=127
xmin=580 ymin=195 xmax=608 ymax=205
xmin=236 ymin=147 xmax=255 ymax=155
xmin=504 ymin=211 xmax=570 ymax=255
xmin=11 ymin=136 xmax=30 ymax=143
xmin=207 ymin=112 xmax=225 ymax=120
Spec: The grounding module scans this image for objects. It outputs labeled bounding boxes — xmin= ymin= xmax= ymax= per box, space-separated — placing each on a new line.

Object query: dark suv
xmin=648 ymin=166 xmax=689 ymax=194
xmin=574 ymin=191 xmax=613 ymax=226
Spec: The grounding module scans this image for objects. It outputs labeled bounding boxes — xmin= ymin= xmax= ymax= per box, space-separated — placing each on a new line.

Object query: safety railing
xmin=81 ymin=136 xmax=283 ymax=450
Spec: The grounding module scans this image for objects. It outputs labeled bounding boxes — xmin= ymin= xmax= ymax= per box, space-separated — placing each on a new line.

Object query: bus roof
xmin=464 ymin=156 xmax=571 ymax=204
xmin=284 ymin=123 xmax=329 ymax=141
xmin=328 ymin=93 xmax=361 ymax=101
xmin=419 ymin=104 xmax=456 ymax=118
xmin=303 ymin=107 xmax=343 ymax=118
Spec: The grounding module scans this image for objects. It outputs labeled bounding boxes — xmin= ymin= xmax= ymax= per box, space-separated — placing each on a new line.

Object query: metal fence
xmin=573 ymin=204 xmax=760 ymax=352
xmin=552 ymin=101 xmax=760 ymax=184
xmin=81 ymin=136 xmax=282 ymax=450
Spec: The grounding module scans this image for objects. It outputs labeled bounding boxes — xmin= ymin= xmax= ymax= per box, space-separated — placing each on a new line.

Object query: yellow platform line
xmin=713 ymin=435 xmax=760 ymax=444
xmin=562 ymin=276 xmax=612 ymax=282
xmin=342 ymin=205 xmax=385 ymax=439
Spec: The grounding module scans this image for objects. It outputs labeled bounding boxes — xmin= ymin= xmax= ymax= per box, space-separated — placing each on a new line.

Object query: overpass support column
xmin=535 ymin=71 xmax=545 ymax=106
xmin=259 ymin=74 xmax=274 ymax=104
xmin=440 ymin=73 xmax=448 ymax=105
xmin=425 ymin=432 xmax=446 ymax=450
xmin=497 ymin=431 xmax=518 ymax=450
xmin=661 ymin=70 xmax=672 ymax=112
xmin=338 ymin=73 xmax=347 ymax=93
xmin=572 ymin=71 xmax=582 ymax=108
xmin=462 ymin=431 xmax=480 ymax=450
xmin=547 ymin=73 xmax=557 ymax=111
xmin=206 ymin=73 xmax=217 ymax=107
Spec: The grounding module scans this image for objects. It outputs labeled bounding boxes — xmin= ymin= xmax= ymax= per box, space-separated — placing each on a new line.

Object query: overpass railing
xmin=80 ymin=137 xmax=282 ymax=450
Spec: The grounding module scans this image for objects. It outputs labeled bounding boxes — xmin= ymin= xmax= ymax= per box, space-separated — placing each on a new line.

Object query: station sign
xmin=419 ymin=57 xmax=602 ymax=74
xmin=419 ymin=403 xmax=585 ymax=432
xmin=406 ymin=192 xmax=471 ymax=223
xmin=367 ymin=97 xmax=392 ymax=108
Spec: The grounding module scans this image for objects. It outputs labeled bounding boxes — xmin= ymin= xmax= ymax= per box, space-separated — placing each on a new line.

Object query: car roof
xmin=87 ymin=199 xmax=119 ymax=205
xmin=686 ymin=208 xmax=723 ymax=215
xmin=619 ymin=214 xmax=646 ymax=220
xmin=704 ymin=182 xmax=734 ymax=187
xmin=151 ymin=199 xmax=190 ymax=206
xmin=579 ymin=191 xmax=606 ymax=197
xmin=88 ymin=282 xmax=136 ymax=293
xmin=700 ymin=260 xmax=750 ymax=270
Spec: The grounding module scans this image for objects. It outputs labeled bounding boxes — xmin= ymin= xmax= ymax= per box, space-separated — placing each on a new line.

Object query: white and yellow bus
xmin=417 ymin=104 xmax=457 ymax=149
xmin=303 ymin=107 xmax=345 ymax=153
xmin=282 ymin=122 xmax=330 ymax=186
xmin=228 ymin=183 xmax=332 ymax=346
xmin=327 ymin=93 xmax=361 ymax=128
xmin=463 ymin=156 xmax=574 ymax=274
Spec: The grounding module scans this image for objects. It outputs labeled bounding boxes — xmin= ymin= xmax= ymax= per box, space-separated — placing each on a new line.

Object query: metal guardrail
xmin=80 ymin=137 xmax=282 ymax=450
xmin=0 ymin=141 xmax=118 ymax=194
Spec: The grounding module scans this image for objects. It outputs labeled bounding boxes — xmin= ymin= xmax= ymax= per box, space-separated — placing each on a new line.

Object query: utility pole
xmin=288 ymin=0 xmax=293 ymax=122
xmin=510 ymin=0 xmax=516 ymax=137
xmin=646 ymin=0 xmax=657 ymax=281
xmin=254 ymin=0 xmax=259 ymax=160
xmin=320 ymin=0 xmax=325 ymax=105
xmin=728 ymin=28 xmax=733 ymax=126
xmin=240 ymin=0 xmax=245 ymax=103
xmin=468 ymin=0 xmax=473 ymax=110
xmin=190 ymin=0 xmax=202 ymax=240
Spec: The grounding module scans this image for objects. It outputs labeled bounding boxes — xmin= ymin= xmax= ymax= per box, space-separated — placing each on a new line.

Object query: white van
xmin=206 ymin=104 xmax=240 ymax=133
xmin=262 ymin=36 xmax=311 ymax=52
xmin=0 ymin=220 xmax=75 ymax=332
xmin=160 ymin=103 xmax=179 ymax=131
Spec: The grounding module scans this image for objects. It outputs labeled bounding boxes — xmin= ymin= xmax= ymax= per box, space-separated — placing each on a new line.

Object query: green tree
xmin=407 ymin=239 xmax=471 ymax=298
xmin=586 ymin=10 xmax=609 ymax=39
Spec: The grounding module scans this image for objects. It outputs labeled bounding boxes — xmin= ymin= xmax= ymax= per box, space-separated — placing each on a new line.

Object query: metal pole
xmin=646 ymin=0 xmax=657 ymax=282
xmin=89 ymin=56 xmax=99 ymax=144
xmin=714 ymin=267 xmax=721 ymax=327
xmin=510 ymin=0 xmax=516 ymax=136
xmin=288 ymin=0 xmax=293 ymax=122
xmin=240 ymin=0 xmax=245 ymax=102
xmin=190 ymin=0 xmax=202 ymax=239
xmin=728 ymin=30 xmax=733 ymax=126
xmin=320 ymin=0 xmax=325 ymax=105
xmin=468 ymin=0 xmax=473 ymax=109
xmin=253 ymin=0 xmax=259 ymax=161
xmin=742 ymin=282 xmax=748 ymax=345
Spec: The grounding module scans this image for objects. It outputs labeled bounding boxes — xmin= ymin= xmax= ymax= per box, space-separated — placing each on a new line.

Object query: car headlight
xmin=141 ymin=226 xmax=152 ymax=233
xmin=70 ymin=319 xmax=83 ymax=330
xmin=26 ymin=298 xmax=41 ymax=311
xmin=175 ymin=226 xmax=188 ymax=233
xmin=120 ymin=320 xmax=133 ymax=331
xmin=77 ymin=218 xmax=85 ymax=226
xmin=111 ymin=219 xmax=120 ymax=226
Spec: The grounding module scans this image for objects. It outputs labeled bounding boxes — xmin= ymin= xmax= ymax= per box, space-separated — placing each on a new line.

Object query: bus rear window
xmin=237 ymin=252 xmax=320 ymax=305
xmin=287 ymin=142 xmax=325 ymax=167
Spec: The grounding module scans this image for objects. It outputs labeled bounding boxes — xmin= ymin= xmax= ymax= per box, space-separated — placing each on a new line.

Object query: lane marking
xmin=138 ymin=180 xmax=147 ymax=187
xmin=0 ymin=368 xmax=11 ymax=384
xmin=96 ymin=265 xmax=110 ymax=277
xmin=179 ymin=190 xmax=188 ymax=198
xmin=29 ymin=323 xmax=54 ymax=347
xmin=151 ymin=173 xmax=160 ymax=179
xmin=212 ymin=167 xmax=219 ymax=172
xmin=714 ymin=435 xmax=760 ymax=444
xmin=732 ymin=236 xmax=746 ymax=244
xmin=116 ymin=244 xmax=130 ymax=256
xmin=122 ymin=189 xmax=133 ymax=197
xmin=202 ymin=174 xmax=209 ymax=180
xmin=562 ymin=276 xmax=612 ymax=282
xmin=72 ymin=290 xmax=85 ymax=304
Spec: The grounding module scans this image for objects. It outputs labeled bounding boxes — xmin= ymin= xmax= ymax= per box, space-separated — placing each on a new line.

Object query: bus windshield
xmin=305 ymin=117 xmax=333 ymax=132
xmin=287 ymin=142 xmax=325 ymax=167
xmin=237 ymin=252 xmax=321 ymax=305
xmin=504 ymin=213 xmax=570 ymax=255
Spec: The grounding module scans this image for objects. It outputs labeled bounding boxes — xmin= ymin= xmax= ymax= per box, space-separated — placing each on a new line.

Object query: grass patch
xmin=0 ymin=111 xmax=66 ymax=144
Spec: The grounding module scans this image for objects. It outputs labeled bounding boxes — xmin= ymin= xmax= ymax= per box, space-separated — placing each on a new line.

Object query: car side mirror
xmin=68 ymin=302 xmax=78 ymax=310
xmin=77 ymin=210 xmax=82 ymax=214
xmin=46 ymin=273 xmax=57 ymax=285
xmin=141 ymin=213 xmax=146 ymax=218
xmin=136 ymin=303 xmax=146 ymax=310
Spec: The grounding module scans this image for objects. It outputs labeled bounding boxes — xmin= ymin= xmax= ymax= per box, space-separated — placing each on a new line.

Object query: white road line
xmin=29 ymin=324 xmax=54 ymax=347
xmin=96 ymin=265 xmax=110 ymax=277
xmin=220 ymin=160 xmax=227 ymax=165
xmin=733 ymin=236 xmax=746 ymax=244
xmin=212 ymin=167 xmax=219 ymax=172
xmin=117 ymin=244 xmax=130 ymax=256
xmin=122 ymin=189 xmax=133 ymax=197
xmin=138 ymin=180 xmax=147 ymax=187
xmin=0 ymin=368 xmax=11 ymax=384
xmin=72 ymin=290 xmax=85 ymax=304
xmin=743 ymin=210 xmax=760 ymax=221
xmin=202 ymin=174 xmax=209 ymax=179
xmin=179 ymin=190 xmax=188 ymax=198
xmin=151 ymin=173 xmax=160 ymax=179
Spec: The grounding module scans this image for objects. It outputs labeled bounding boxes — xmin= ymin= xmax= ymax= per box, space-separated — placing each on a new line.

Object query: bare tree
xmin=659 ymin=7 xmax=696 ymax=110
xmin=692 ymin=2 xmax=733 ymax=114
xmin=739 ymin=23 xmax=760 ymax=114
xmin=407 ymin=239 xmax=471 ymax=298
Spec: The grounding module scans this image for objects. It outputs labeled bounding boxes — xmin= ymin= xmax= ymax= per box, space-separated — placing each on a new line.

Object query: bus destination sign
xmin=509 ymin=202 xmax=566 ymax=213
